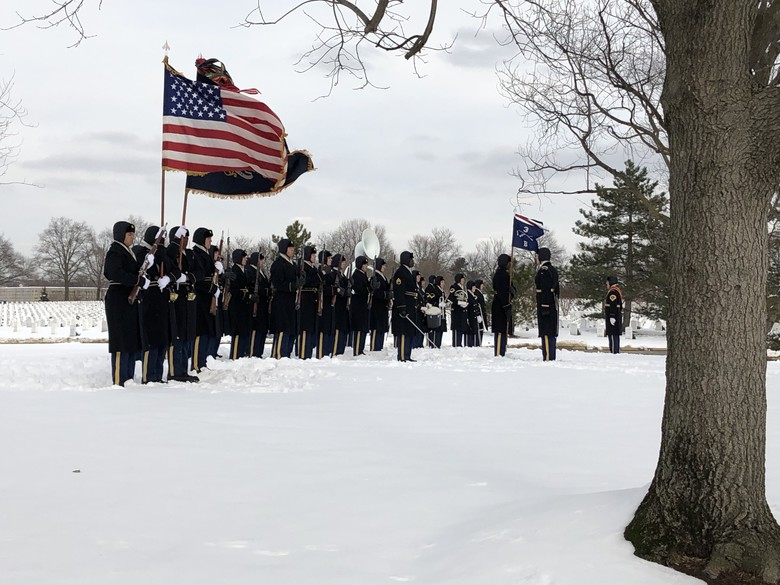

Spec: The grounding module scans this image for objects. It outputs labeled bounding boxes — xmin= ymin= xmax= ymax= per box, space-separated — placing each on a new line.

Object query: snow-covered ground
xmin=2 ymin=340 xmax=780 ymax=585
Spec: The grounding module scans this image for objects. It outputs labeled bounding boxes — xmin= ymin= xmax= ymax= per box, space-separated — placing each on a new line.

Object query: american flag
xmin=162 ymin=64 xmax=287 ymax=183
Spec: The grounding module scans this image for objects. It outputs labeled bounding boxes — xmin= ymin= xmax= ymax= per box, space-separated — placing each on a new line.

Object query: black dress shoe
xmin=186 ymin=374 xmax=200 ymax=383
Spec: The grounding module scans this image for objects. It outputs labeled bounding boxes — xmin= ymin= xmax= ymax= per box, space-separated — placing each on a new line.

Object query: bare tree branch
xmin=2 ymin=0 xmax=104 ymax=47
xmin=240 ymin=1 xmax=451 ymax=92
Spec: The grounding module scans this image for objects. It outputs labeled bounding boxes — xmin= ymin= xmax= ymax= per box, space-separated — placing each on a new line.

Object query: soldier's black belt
xmin=301 ymin=288 xmax=319 ymax=292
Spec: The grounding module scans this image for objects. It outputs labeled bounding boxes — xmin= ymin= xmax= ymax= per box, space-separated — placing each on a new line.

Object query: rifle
xmin=316 ymin=285 xmax=324 ymax=316
xmin=294 ymin=256 xmax=303 ymax=311
xmin=128 ymin=224 xmax=167 ymax=305
xmin=221 ymin=235 xmax=232 ymax=311
xmin=252 ymin=256 xmax=263 ymax=318
xmin=209 ymin=231 xmax=224 ymax=315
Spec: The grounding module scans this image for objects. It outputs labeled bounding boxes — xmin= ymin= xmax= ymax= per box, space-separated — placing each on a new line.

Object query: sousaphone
xmin=351 ymin=228 xmax=381 ymax=273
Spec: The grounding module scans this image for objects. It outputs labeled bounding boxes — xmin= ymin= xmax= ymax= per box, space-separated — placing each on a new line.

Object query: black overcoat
xmin=369 ymin=271 xmax=391 ymax=333
xmin=448 ymin=284 xmax=469 ymax=332
xmin=104 ymin=241 xmax=142 ymax=354
xmin=535 ymin=261 xmax=560 ymax=337
xmin=191 ymin=244 xmax=218 ymax=337
xmin=270 ymin=254 xmax=297 ymax=334
xmin=298 ymin=262 xmax=320 ymax=334
xmin=246 ymin=265 xmax=271 ymax=332
xmin=333 ymin=271 xmax=350 ymax=332
xmin=318 ymin=267 xmax=337 ymax=336
xmin=391 ymin=265 xmax=417 ymax=336
xmin=350 ymin=269 xmax=371 ymax=332
xmin=132 ymin=243 xmax=175 ymax=350
xmin=604 ymin=285 xmax=623 ymax=336
xmin=228 ymin=264 xmax=254 ymax=336
xmin=491 ymin=267 xmax=512 ymax=335
xmin=165 ymin=243 xmax=196 ymax=342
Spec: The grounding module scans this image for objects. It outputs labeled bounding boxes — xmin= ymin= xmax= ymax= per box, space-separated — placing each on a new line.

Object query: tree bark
xmin=626 ymin=2 xmax=780 ymax=582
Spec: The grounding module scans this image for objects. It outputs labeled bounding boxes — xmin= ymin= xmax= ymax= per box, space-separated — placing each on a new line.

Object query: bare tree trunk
xmin=626 ymin=2 xmax=780 ymax=581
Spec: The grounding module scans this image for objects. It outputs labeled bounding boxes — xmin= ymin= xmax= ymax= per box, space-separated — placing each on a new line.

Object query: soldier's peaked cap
xmin=112 ymin=221 xmax=135 ymax=242
xmin=142 ymin=225 xmax=160 ymax=246
xmin=193 ymin=227 xmax=213 ymax=246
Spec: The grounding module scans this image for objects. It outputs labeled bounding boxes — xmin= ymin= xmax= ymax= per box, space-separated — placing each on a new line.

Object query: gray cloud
xmin=20 ymin=152 xmax=158 ymax=175
xmin=447 ymin=29 xmax=518 ymax=69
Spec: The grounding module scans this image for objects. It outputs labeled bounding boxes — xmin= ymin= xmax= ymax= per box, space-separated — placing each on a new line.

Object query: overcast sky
xmin=0 ymin=0 xmax=600 ymax=259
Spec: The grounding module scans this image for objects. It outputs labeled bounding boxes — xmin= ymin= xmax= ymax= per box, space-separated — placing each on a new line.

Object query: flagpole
xmin=161 ymin=41 xmax=171 ymax=228
xmin=181 ymin=187 xmax=189 ymax=226
xmin=508 ymin=245 xmax=515 ymax=337
xmin=160 ymin=168 xmax=166 ymax=225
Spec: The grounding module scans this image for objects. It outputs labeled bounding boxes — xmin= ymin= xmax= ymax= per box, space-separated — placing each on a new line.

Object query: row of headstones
xmin=567 ymin=320 xmax=665 ymax=338
xmin=0 ymin=302 xmax=105 ymax=327
xmin=6 ymin=317 xmax=108 ymax=334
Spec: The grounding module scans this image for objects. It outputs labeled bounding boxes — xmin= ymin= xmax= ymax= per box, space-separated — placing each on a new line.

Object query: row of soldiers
xmin=103 ymin=222 xmax=504 ymax=386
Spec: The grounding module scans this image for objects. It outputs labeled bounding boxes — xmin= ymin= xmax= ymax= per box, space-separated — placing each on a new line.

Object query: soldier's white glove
xmin=214 ymin=261 xmax=225 ymax=275
xmin=214 ymin=288 xmax=221 ymax=300
xmin=140 ymin=276 xmax=150 ymax=290
xmin=144 ymin=254 xmax=155 ymax=270
xmin=609 ymin=317 xmax=616 ymax=325
xmin=175 ymin=226 xmax=188 ymax=239
xmin=157 ymin=275 xmax=171 ymax=290
xmin=176 ymin=273 xmax=187 ymax=284
xmin=477 ymin=316 xmax=483 ymax=324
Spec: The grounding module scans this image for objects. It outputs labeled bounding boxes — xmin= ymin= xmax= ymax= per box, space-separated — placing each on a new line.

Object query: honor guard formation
xmin=104 ymin=220 xmax=625 ymax=386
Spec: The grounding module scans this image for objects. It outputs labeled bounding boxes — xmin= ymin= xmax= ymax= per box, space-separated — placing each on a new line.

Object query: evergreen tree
xmin=272 ymin=220 xmax=312 ymax=252
xmin=568 ymin=161 xmax=669 ymax=327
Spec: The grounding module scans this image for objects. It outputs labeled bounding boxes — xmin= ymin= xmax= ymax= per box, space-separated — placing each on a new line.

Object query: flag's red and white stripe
xmin=163 ymin=87 xmax=287 ymax=180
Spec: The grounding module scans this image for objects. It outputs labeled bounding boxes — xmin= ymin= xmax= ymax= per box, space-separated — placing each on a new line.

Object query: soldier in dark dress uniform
xmin=411 ymin=271 xmax=426 ymax=348
xmin=369 ymin=257 xmax=390 ymax=351
xmin=247 ymin=252 xmax=270 ymax=358
xmin=227 ymin=249 xmax=253 ymax=359
xmin=132 ymin=225 xmax=172 ymax=384
xmin=392 ymin=251 xmax=418 ymax=362
xmin=448 ymin=273 xmax=469 ymax=347
xmin=316 ymin=250 xmax=336 ymax=358
xmin=104 ymin=221 xmax=145 ymax=386
xmin=349 ymin=255 xmax=371 ymax=356
xmin=473 ymin=279 xmax=487 ymax=346
xmin=465 ymin=280 xmax=480 ymax=347
xmin=423 ymin=275 xmax=438 ymax=348
xmin=297 ymin=245 xmax=320 ymax=359
xmin=191 ymin=227 xmax=222 ymax=372
xmin=270 ymin=238 xmax=300 ymax=359
xmin=430 ymin=276 xmax=447 ymax=349
xmin=535 ymin=247 xmax=560 ymax=361
xmin=165 ymin=226 xmax=199 ymax=382
xmin=491 ymin=253 xmax=513 ymax=357
xmin=211 ymin=245 xmax=226 ymax=360
xmin=331 ymin=254 xmax=350 ymax=356
xmin=604 ymin=275 xmax=623 ymax=354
